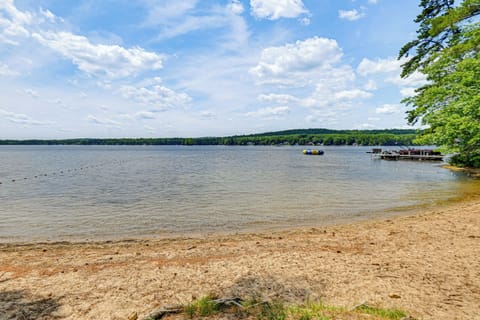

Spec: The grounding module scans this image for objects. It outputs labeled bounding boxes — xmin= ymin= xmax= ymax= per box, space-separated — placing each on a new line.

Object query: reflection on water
xmin=0 ymin=145 xmax=479 ymax=242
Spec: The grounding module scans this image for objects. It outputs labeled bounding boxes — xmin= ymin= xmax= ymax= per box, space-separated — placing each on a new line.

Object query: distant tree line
xmin=0 ymin=129 xmax=419 ymax=146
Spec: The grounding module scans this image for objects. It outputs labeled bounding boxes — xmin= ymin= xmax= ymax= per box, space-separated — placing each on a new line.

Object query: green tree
xmin=399 ymin=0 xmax=480 ymax=167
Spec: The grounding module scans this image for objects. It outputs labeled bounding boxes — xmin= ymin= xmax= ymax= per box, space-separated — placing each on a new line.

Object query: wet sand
xmin=1 ymin=198 xmax=479 ymax=320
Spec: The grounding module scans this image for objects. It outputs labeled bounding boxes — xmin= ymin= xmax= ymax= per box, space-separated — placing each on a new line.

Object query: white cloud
xmin=135 ymin=111 xmax=156 ymax=120
xmin=228 ymin=0 xmax=245 ymax=15
xmin=333 ymin=89 xmax=372 ymax=100
xmin=251 ymin=37 xmax=373 ymax=114
xmin=358 ymin=123 xmax=376 ymax=129
xmin=0 ymin=108 xmax=50 ymax=125
xmin=357 ymin=57 xmax=427 ymax=97
xmin=299 ymin=17 xmax=311 ymax=25
xmin=305 ymin=110 xmax=337 ymax=123
xmin=250 ymin=36 xmax=343 ymax=86
xmin=302 ymin=83 xmax=370 ymax=110
xmin=375 ymin=104 xmax=401 ymax=114
xmin=400 ymin=87 xmax=417 ymax=97
xmin=0 ymin=63 xmax=19 ymax=76
xmin=24 ymin=88 xmax=39 ymax=98
xmin=32 ymin=31 xmax=164 ymax=78
xmin=357 ymin=57 xmax=403 ymax=76
xmin=368 ymin=0 xmax=379 ymax=4
xmin=142 ymin=0 xmax=198 ymax=26
xmin=87 ymin=115 xmax=122 ymax=126
xmin=119 ymin=80 xmax=191 ymax=111
xmin=39 ymin=8 xmax=57 ymax=23
xmin=258 ymin=93 xmax=299 ymax=104
xmin=246 ymin=106 xmax=290 ymax=118
xmin=386 ymin=71 xmax=427 ymax=87
xmin=0 ymin=0 xmax=32 ymax=45
xmin=364 ymin=79 xmax=377 ymax=91
xmin=144 ymin=0 xmax=247 ymax=47
xmin=200 ymin=110 xmax=216 ymax=119
xmin=338 ymin=8 xmax=365 ymax=21
xmin=250 ymin=0 xmax=308 ymax=20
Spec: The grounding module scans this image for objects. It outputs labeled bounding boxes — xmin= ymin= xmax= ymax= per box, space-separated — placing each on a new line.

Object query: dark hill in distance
xmin=0 ymin=128 xmax=419 ymax=146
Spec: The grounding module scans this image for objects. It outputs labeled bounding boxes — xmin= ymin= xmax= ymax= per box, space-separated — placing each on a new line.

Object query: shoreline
xmin=1 ymin=197 xmax=480 ymax=319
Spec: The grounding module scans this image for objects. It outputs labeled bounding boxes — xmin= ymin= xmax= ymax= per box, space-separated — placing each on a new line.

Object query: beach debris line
xmin=303 ymin=149 xmax=324 ymax=155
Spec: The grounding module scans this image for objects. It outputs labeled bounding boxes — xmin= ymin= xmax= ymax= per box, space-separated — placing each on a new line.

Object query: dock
xmin=369 ymin=148 xmax=444 ymax=161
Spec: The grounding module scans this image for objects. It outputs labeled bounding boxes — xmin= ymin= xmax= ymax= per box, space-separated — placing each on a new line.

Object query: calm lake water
xmin=1 ymin=145 xmax=479 ymax=242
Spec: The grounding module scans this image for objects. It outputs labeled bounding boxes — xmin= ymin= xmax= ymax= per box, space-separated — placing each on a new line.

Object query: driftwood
xmin=141 ymin=305 xmax=183 ymax=320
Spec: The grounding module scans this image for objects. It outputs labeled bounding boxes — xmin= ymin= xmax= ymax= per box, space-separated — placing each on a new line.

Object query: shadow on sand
xmin=0 ymin=290 xmax=61 ymax=320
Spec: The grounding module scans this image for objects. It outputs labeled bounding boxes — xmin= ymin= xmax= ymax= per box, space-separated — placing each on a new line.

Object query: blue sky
xmin=0 ymin=0 xmax=426 ymax=139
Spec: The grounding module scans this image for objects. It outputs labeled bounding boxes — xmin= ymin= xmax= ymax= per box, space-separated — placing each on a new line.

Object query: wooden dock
xmin=369 ymin=148 xmax=444 ymax=161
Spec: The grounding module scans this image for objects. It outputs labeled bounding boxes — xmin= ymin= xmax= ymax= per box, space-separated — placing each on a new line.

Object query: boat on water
xmin=303 ymin=149 xmax=324 ymax=155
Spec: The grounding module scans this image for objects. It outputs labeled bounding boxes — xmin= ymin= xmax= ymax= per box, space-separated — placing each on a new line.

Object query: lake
xmin=0 ymin=145 xmax=478 ymax=242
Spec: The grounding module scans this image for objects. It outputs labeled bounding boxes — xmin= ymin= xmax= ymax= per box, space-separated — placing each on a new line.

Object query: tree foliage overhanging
xmin=399 ymin=0 xmax=480 ymax=167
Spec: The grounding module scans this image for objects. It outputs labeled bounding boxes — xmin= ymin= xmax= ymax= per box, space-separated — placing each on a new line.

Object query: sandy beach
xmin=1 ymin=197 xmax=479 ymax=320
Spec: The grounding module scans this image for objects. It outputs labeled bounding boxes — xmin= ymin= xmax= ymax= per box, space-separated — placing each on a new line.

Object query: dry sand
xmin=1 ymin=198 xmax=480 ymax=320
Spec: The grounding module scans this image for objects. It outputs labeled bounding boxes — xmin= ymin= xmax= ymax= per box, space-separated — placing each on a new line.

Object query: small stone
xmin=389 ymin=294 xmax=401 ymax=299
xmin=128 ymin=312 xmax=138 ymax=320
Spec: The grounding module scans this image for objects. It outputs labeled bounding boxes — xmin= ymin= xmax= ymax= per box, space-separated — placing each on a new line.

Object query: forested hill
xmin=249 ymin=128 xmax=417 ymax=136
xmin=0 ymin=129 xmax=419 ymax=146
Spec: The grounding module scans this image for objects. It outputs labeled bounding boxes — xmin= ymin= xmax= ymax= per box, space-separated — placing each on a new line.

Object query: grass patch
xmin=353 ymin=304 xmax=407 ymax=319
xmin=154 ymin=296 xmax=412 ymax=320
xmin=184 ymin=296 xmax=221 ymax=318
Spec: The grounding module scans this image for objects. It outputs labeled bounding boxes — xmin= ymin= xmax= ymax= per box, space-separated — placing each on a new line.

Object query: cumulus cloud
xmin=338 ymin=9 xmax=365 ymax=21
xmin=32 ymin=31 xmax=164 ymax=78
xmin=375 ymin=104 xmax=401 ymax=114
xmin=258 ymin=93 xmax=299 ymax=104
xmin=250 ymin=36 xmax=343 ymax=86
xmin=119 ymin=78 xmax=191 ymax=111
xmin=246 ymin=106 xmax=290 ymax=118
xmin=357 ymin=57 xmax=427 ymax=98
xmin=304 ymin=85 xmax=371 ymax=109
xmin=251 ymin=36 xmax=373 ymax=114
xmin=250 ymin=0 xmax=308 ymax=20
xmin=357 ymin=57 xmax=404 ymax=76
xmin=400 ymin=87 xmax=417 ymax=97
xmin=386 ymin=71 xmax=427 ymax=87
